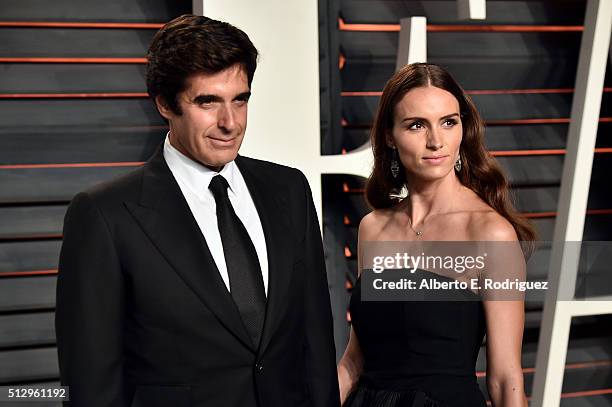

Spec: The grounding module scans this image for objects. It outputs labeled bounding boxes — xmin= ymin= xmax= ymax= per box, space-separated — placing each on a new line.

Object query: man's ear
xmin=155 ymin=95 xmax=173 ymax=121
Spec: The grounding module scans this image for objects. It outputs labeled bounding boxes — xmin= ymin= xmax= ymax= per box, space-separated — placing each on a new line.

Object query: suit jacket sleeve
xmin=297 ymin=172 xmax=341 ymax=407
xmin=55 ymin=192 xmax=128 ymax=407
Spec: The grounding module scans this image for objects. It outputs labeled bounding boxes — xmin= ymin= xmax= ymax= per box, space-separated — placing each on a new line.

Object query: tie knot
xmin=209 ymin=175 xmax=230 ymax=200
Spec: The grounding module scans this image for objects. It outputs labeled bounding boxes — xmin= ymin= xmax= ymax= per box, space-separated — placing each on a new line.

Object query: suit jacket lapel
xmin=124 ymin=147 xmax=255 ymax=352
xmin=235 ymin=156 xmax=294 ymax=356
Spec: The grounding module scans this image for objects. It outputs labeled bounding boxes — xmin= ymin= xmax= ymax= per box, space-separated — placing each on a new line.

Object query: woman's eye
xmin=408 ymin=121 xmax=424 ymax=130
xmin=443 ymin=119 xmax=457 ymax=127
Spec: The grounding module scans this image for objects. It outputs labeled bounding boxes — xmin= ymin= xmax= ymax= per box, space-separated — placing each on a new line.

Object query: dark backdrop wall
xmin=319 ymin=0 xmax=612 ymax=405
xmin=0 ymin=0 xmax=191 ymax=394
xmin=0 ymin=0 xmax=611 ymax=405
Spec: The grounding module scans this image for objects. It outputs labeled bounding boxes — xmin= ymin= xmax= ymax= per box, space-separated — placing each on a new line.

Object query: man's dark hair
xmin=146 ymin=14 xmax=258 ymax=115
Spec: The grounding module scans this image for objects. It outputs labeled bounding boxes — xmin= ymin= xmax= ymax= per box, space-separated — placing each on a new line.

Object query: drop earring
xmin=391 ymin=147 xmax=400 ymax=178
xmin=455 ymin=156 xmax=462 ymax=172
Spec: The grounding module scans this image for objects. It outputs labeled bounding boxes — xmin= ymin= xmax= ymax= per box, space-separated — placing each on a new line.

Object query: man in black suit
xmin=55 ymin=15 xmax=339 ymax=407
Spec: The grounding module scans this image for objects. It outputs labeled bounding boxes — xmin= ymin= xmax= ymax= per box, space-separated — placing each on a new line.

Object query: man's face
xmin=157 ymin=64 xmax=251 ymax=170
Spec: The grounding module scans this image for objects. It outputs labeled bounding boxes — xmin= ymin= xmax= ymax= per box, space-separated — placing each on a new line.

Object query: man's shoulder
xmin=75 ymin=165 xmax=145 ymax=208
xmin=236 ymin=155 xmax=304 ymax=183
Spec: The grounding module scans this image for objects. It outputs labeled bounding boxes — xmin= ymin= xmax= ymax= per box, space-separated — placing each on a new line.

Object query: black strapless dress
xmin=345 ymin=270 xmax=487 ymax=407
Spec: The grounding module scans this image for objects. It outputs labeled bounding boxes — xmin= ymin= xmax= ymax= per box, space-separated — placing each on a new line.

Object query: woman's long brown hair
xmin=365 ymin=63 xmax=537 ymax=256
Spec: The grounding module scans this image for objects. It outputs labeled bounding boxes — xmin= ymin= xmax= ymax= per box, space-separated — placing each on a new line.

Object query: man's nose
xmin=218 ymin=104 xmax=236 ymax=133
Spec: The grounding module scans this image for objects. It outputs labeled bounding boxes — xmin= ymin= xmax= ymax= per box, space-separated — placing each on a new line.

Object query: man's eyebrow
xmin=234 ymin=91 xmax=251 ymax=101
xmin=192 ymin=92 xmax=251 ymax=104
xmin=193 ymin=94 xmax=223 ymax=104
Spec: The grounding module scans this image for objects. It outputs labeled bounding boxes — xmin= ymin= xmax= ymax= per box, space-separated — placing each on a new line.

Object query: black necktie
xmin=209 ymin=175 xmax=266 ymax=347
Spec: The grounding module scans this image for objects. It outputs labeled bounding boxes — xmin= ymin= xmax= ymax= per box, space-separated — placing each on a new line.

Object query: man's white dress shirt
xmin=163 ymin=135 xmax=269 ymax=295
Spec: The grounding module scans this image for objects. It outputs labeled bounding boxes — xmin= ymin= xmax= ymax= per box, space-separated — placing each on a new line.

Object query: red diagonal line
xmin=0 ymin=92 xmax=149 ymax=99
xmin=0 ymin=21 xmax=164 ymax=29
xmin=341 ymin=88 xmax=612 ymax=96
xmin=338 ymin=18 xmax=583 ymax=32
xmin=491 ymin=147 xmax=612 ymax=156
xmin=0 ymin=269 xmax=58 ymax=278
xmin=0 ymin=57 xmax=147 ymax=64
xmin=562 ymin=388 xmax=612 ymax=398
xmin=491 ymin=149 xmax=567 ymax=156
xmin=427 ymin=25 xmax=583 ymax=32
xmin=521 ymin=209 xmax=612 ymax=219
xmin=341 ymin=118 xmax=612 ymax=128
xmin=0 ymin=162 xmax=144 ymax=169
xmin=522 ymin=211 xmax=557 ymax=219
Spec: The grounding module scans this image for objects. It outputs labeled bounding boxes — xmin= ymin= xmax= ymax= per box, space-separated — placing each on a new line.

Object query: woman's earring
xmin=454 ymin=156 xmax=462 ymax=172
xmin=391 ymin=147 xmax=400 ymax=178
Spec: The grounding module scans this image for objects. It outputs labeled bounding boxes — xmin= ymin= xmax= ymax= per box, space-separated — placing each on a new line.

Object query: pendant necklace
xmin=408 ymin=216 xmax=423 ymax=237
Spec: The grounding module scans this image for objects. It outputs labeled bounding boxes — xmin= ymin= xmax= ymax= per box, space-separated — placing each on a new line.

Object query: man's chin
xmin=199 ymin=153 xmax=239 ymax=172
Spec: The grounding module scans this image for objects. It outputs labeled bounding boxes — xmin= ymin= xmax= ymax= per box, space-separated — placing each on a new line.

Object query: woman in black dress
xmin=337 ymin=63 xmax=536 ymax=407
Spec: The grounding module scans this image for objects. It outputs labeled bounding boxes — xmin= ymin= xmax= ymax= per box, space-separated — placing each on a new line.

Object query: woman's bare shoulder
xmin=358 ymin=208 xmax=394 ymax=241
xmin=468 ymin=209 xmax=518 ymax=241
xmin=458 ymin=186 xmax=517 ymax=241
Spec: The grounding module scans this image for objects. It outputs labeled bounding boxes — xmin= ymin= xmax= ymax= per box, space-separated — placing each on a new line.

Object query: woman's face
xmin=389 ymin=86 xmax=463 ymax=183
